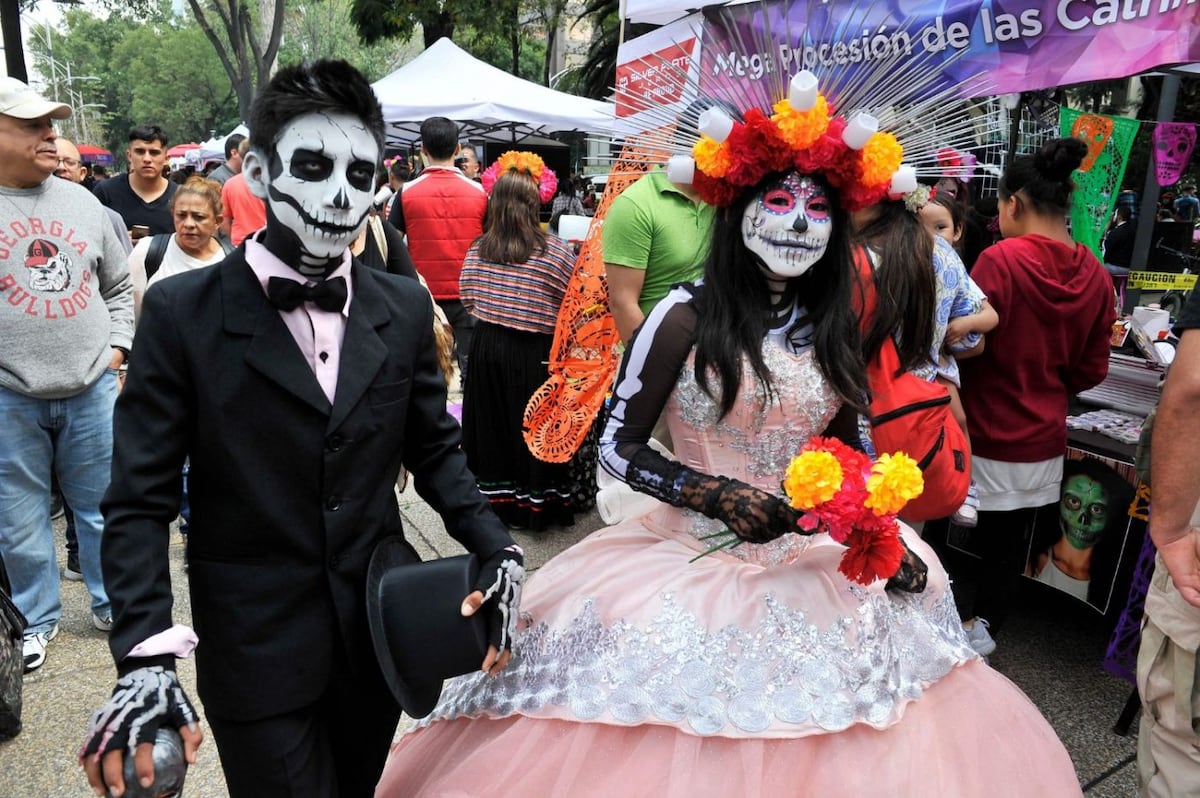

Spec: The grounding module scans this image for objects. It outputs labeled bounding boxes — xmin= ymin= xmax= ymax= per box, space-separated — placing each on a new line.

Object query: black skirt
xmin=462 ymin=321 xmax=594 ymax=531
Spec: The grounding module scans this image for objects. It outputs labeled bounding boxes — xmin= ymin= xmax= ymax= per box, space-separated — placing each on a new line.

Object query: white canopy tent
xmin=370 ymin=37 xmax=615 ymax=146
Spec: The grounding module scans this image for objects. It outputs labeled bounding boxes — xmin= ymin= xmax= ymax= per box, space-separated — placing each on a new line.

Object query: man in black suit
xmin=81 ymin=60 xmax=524 ymax=798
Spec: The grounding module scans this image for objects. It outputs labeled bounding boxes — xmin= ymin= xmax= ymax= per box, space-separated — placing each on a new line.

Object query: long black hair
xmin=855 ymin=200 xmax=936 ymax=375
xmin=692 ymin=172 xmax=868 ymax=420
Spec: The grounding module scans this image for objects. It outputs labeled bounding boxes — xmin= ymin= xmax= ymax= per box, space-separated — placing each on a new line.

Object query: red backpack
xmin=867 ymin=337 xmax=971 ymax=521
xmin=851 ymin=246 xmax=971 ymax=521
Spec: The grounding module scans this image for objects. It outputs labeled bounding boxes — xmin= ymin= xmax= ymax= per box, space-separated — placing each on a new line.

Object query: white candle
xmin=666 ymin=155 xmax=695 ymax=185
xmin=889 ymin=165 xmax=917 ymax=195
xmin=697 ymin=107 xmax=734 ymax=143
xmin=842 ymin=112 xmax=879 ymax=150
xmin=788 ymin=70 xmax=819 ymax=111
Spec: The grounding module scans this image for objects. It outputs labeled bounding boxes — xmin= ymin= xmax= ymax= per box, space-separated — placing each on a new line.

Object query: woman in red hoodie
xmin=954 ymin=137 xmax=1115 ymax=645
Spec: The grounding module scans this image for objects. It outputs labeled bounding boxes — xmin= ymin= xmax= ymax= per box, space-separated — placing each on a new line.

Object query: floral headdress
xmin=677 ymin=72 xmax=913 ymax=213
xmin=481 ymin=151 xmax=558 ymax=204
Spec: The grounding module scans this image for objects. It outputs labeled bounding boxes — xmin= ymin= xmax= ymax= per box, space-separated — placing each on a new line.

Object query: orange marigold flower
xmin=783 ymin=449 xmax=843 ymax=510
xmin=771 ymin=96 xmax=830 ymax=150
xmin=693 ymin=136 xmax=733 ymax=179
xmin=864 ymin=452 xmax=924 ymax=516
xmin=859 ymin=132 xmax=903 ymax=188
xmin=497 ymin=150 xmax=545 ymax=179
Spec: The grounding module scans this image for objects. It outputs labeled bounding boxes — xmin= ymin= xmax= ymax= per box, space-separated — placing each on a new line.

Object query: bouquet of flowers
xmin=698 ymin=437 xmax=924 ymax=586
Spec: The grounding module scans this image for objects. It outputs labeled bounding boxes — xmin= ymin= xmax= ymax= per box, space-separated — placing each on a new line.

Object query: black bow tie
xmin=266 ymin=276 xmax=348 ymax=313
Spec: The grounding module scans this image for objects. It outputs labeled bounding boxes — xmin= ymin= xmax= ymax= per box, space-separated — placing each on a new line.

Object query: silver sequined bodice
xmin=657 ymin=343 xmax=842 ymax=566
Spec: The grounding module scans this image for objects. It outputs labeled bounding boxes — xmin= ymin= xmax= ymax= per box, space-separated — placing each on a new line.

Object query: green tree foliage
xmin=570 ymin=0 xmax=652 ymax=100
xmin=350 ymin=0 xmax=493 ymax=49
xmin=184 ymin=0 xmax=285 ymax=120
xmin=28 ymin=4 xmax=239 ymax=160
xmin=109 ymin=23 xmax=241 ymax=147
xmin=279 ymin=0 xmax=419 ymax=81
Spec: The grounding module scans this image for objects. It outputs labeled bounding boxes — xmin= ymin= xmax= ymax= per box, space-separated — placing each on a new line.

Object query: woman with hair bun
xmin=952 ymin=137 xmax=1116 ymax=645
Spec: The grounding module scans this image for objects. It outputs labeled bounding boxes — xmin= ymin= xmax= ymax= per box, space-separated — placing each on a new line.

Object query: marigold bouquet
xmin=699 ymin=437 xmax=924 ymax=586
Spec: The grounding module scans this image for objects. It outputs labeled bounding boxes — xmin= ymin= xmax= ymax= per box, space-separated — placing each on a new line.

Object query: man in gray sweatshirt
xmin=0 ymin=77 xmax=134 ymax=672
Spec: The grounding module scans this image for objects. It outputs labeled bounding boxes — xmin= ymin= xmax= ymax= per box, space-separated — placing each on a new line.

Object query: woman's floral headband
xmin=673 ymin=70 xmax=917 ymax=212
xmin=481 ymin=151 xmax=558 ymax=204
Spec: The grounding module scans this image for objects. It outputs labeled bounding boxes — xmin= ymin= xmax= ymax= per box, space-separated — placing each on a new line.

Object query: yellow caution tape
xmin=1127 ymin=271 xmax=1198 ymax=291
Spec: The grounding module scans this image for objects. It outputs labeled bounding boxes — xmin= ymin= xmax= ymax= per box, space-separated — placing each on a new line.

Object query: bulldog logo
xmin=25 ymin=239 xmax=71 ymax=292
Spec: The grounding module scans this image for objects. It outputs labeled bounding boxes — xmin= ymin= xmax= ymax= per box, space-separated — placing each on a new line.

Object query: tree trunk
xmin=422 ymin=10 xmax=454 ymax=48
xmin=187 ymin=0 xmax=285 ymax=121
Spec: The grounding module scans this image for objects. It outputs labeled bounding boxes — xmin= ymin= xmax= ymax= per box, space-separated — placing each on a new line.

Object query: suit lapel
xmin=328 ymin=263 xmax=389 ymax=432
xmin=221 ymin=255 xmax=332 ymax=416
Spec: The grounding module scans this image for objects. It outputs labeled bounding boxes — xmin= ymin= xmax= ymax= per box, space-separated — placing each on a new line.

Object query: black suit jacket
xmin=101 ymin=251 xmax=513 ymax=721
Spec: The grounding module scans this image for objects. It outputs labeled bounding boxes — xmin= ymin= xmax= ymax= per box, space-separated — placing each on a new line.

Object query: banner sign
xmin=1060 ymin=107 xmax=1141 ymax=259
xmin=681 ymin=0 xmax=1200 ymax=102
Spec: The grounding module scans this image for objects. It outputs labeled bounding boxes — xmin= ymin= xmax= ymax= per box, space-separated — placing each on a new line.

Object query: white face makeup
xmin=246 ymin=111 xmax=379 ymax=266
xmin=741 ymin=172 xmax=832 ymax=279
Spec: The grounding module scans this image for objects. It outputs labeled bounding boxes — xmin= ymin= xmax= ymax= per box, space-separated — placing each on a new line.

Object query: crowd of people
xmin=1 ymin=51 xmax=1199 ymax=798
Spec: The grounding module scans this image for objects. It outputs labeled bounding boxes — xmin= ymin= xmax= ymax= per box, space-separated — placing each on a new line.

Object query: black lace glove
xmin=885 ymin=539 xmax=928 ymax=594
xmin=472 ymin=546 xmax=525 ymax=655
xmin=679 ymin=471 xmax=801 ymax=544
xmin=80 ymin=661 xmax=198 ymax=766
xmin=621 ymin=449 xmax=800 ymax=545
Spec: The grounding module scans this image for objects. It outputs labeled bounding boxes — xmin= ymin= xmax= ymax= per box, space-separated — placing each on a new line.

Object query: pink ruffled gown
xmin=375 ymin=346 xmax=1082 ymax=797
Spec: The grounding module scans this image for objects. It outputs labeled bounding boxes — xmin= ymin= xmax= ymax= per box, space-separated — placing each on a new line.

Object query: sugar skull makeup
xmin=741 ymin=173 xmax=832 ymax=279
xmin=1059 ymin=474 xmax=1109 ymax=550
xmin=248 ymin=111 xmax=379 ymax=268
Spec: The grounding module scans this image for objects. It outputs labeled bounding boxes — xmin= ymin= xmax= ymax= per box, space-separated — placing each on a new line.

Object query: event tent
xmin=370 ymin=37 xmax=614 ymax=146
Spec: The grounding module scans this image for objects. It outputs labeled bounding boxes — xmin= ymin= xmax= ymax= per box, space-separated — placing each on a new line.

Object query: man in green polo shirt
xmin=603 ymin=168 xmax=715 ymax=344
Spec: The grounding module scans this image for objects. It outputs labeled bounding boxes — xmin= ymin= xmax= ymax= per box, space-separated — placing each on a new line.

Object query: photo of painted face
xmin=1024 ymin=455 xmax=1137 ymax=613
xmin=1059 ymin=473 xmax=1109 ymax=551
xmin=741 ymin=172 xmax=832 ymax=279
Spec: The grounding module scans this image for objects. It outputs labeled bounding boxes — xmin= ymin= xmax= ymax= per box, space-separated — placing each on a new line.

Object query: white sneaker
xmin=92 ymin=612 xmax=113 ymax=633
xmin=951 ymin=502 xmax=979 ymax=527
xmin=22 ymin=623 xmax=59 ymax=672
xmin=965 ymin=617 xmax=996 ymax=657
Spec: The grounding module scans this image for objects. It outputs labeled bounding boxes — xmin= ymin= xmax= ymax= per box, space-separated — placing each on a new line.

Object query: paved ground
xmin=2 ymin=485 xmax=1141 ymax=797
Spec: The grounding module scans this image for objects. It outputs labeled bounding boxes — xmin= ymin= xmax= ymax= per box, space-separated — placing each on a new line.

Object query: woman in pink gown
xmin=375 ymin=122 xmax=1081 ymax=798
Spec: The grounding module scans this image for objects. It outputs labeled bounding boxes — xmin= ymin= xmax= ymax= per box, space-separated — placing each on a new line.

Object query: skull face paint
xmin=260 ymin=112 xmax=379 ymax=266
xmin=1059 ymin=474 xmax=1109 ymax=550
xmin=742 ymin=173 xmax=832 ymax=279
xmin=1153 ymin=123 xmax=1196 ymax=187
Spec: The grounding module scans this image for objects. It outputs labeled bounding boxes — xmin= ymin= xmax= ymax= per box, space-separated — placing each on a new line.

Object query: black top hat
xmin=365 ymin=537 xmax=489 ymax=718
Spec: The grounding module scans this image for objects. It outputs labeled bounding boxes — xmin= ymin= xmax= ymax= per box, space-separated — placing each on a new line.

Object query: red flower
xmin=725 ymin=109 xmax=793 ymax=187
xmin=838 ymin=524 xmax=905 ymax=586
xmin=692 ymin=170 xmax=741 ymax=207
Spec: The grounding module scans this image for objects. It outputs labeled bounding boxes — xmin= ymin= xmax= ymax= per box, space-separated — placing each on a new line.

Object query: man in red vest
xmin=389 ymin=117 xmax=487 ymax=383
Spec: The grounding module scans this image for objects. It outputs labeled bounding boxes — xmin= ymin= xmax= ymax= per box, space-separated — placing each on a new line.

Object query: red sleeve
xmin=1066 ymin=275 xmax=1116 ymax=394
xmin=968 ymin=245 xmax=1009 ymax=319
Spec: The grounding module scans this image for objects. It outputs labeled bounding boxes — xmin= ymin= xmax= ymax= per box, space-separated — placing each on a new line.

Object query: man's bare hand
xmin=1156 ymin=530 xmax=1200 ymax=609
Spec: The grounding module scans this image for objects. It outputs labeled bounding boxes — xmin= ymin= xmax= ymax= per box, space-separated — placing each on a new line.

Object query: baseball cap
xmin=0 ymin=77 xmax=71 ymax=120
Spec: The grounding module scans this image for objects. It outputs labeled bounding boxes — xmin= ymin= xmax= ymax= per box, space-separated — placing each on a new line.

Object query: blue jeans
xmin=0 ymin=371 xmax=117 ymax=633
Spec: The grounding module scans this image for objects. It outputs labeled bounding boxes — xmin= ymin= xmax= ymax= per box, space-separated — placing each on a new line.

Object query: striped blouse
xmin=459 ymin=235 xmax=576 ymax=334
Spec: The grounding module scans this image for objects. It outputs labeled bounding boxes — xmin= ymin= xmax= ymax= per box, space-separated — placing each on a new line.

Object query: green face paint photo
xmin=1059 ymin=474 xmax=1109 ymax=550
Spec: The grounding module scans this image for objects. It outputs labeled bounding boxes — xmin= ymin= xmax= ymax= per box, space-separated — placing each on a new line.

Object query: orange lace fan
xmin=523 ymin=131 xmax=673 ymax=463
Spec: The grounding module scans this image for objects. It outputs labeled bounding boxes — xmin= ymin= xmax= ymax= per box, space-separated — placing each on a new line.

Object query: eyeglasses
xmin=56 ymin=157 xmax=81 ymax=167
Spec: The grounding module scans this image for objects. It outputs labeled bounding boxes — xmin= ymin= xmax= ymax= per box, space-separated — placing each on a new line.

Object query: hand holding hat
xmin=461 ymin=545 xmax=525 ymax=676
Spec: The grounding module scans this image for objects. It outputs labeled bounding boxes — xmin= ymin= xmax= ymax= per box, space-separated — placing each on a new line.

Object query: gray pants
xmin=1137 ymin=554 xmax=1200 ymax=797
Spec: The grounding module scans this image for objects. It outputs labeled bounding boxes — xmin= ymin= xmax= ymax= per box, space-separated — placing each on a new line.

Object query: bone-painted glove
xmin=885 ymin=538 xmax=929 ymax=594
xmin=473 ymin=546 xmax=525 ymax=655
xmin=79 ymin=662 xmax=197 ymax=769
